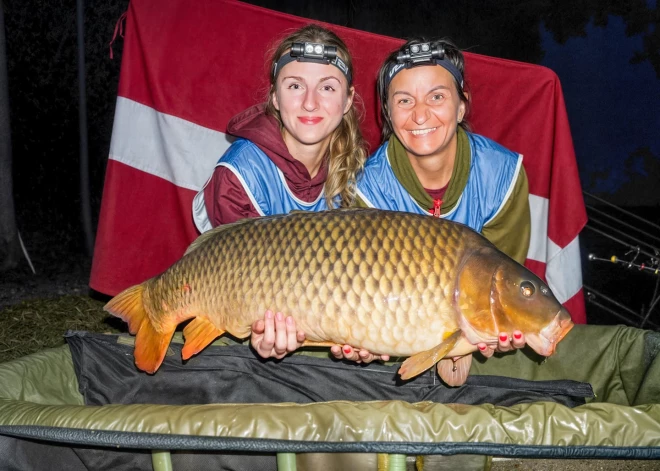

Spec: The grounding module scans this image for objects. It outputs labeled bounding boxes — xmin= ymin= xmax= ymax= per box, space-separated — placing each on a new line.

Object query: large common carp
xmin=105 ymin=208 xmax=573 ymax=386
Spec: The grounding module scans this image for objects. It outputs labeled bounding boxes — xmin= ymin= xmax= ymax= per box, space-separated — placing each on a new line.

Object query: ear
xmin=343 ymin=86 xmax=355 ymax=114
xmin=458 ymin=98 xmax=467 ymax=122
xmin=272 ymin=89 xmax=280 ymax=112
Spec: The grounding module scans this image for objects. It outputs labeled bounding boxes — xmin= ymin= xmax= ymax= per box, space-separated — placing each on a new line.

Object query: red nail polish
xmin=514 ymin=333 xmax=522 ymax=339
xmin=500 ymin=334 xmax=508 ymax=342
xmin=343 ymin=346 xmax=351 ymax=354
xmin=478 ymin=345 xmax=486 ymax=351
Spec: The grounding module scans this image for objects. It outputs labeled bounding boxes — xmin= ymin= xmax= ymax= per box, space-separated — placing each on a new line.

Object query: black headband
xmin=272 ymin=42 xmax=352 ymax=84
xmin=384 ymin=42 xmax=464 ymax=91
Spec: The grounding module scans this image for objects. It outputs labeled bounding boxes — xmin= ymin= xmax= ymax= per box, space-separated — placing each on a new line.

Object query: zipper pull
xmin=429 ymin=199 xmax=442 ymax=218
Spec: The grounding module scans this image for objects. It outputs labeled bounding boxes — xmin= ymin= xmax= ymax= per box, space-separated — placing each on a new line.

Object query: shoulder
xmin=467 ymin=132 xmax=519 ymax=161
xmin=363 ymin=142 xmax=389 ymax=169
xmin=221 ymin=138 xmax=261 ymax=160
xmin=359 ymin=142 xmax=390 ymax=185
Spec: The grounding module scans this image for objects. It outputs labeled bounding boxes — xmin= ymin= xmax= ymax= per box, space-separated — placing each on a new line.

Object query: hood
xmin=227 ymin=104 xmax=328 ymax=196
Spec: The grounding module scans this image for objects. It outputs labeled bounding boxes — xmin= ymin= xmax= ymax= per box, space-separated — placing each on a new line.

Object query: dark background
xmin=3 ymin=0 xmax=659 ymax=326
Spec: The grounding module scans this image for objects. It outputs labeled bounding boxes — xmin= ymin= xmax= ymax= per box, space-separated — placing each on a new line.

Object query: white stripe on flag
xmin=527 ymin=194 xmax=548 ymax=263
xmin=546 ymin=235 xmax=583 ymax=304
xmin=528 ymin=194 xmax=582 ymax=303
xmin=108 ymin=97 xmax=233 ymax=191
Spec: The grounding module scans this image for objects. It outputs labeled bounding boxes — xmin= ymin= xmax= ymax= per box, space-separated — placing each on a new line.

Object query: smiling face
xmin=272 ymin=59 xmax=354 ymax=159
xmin=387 ymin=65 xmax=466 ymax=162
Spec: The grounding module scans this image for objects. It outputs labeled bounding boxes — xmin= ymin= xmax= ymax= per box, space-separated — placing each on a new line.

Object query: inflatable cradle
xmin=0 ymin=324 xmax=659 ymax=470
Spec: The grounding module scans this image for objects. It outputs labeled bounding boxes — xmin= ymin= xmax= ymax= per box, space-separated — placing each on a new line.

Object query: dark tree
xmin=0 ymin=3 xmax=20 ymax=271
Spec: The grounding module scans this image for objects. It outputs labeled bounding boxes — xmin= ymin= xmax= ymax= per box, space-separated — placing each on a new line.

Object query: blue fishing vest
xmin=356 ymin=132 xmax=523 ymax=233
xmin=193 ymin=139 xmax=328 ymax=233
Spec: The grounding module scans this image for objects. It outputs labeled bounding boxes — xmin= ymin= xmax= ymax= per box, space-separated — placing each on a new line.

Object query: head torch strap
xmin=385 ymin=42 xmax=464 ymax=91
xmin=272 ymin=42 xmax=352 ymax=84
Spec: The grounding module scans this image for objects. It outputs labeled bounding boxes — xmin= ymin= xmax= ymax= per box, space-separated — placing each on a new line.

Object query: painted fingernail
xmin=514 ymin=333 xmax=522 ymax=339
xmin=478 ymin=345 xmax=487 ymax=351
xmin=286 ymin=317 xmax=293 ymax=325
xmin=500 ymin=334 xmax=508 ymax=342
xmin=343 ymin=346 xmax=351 ymax=354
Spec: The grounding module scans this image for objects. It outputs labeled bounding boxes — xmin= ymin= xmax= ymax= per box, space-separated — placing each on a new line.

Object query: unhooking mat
xmin=0 ymin=324 xmax=658 ymax=471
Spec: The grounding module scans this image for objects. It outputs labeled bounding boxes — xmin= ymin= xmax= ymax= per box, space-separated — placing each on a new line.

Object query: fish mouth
xmin=525 ymin=308 xmax=574 ymax=357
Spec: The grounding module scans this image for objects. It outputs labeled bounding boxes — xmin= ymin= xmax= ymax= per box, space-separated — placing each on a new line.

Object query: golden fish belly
xmin=164 ymin=209 xmax=473 ymax=354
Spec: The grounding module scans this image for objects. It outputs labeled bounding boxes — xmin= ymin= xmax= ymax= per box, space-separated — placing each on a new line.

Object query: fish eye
xmin=520 ymin=281 xmax=535 ymax=297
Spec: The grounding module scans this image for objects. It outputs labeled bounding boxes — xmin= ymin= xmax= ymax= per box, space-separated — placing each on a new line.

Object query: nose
xmin=412 ymin=103 xmax=430 ymax=125
xmin=302 ymin=89 xmax=319 ymax=112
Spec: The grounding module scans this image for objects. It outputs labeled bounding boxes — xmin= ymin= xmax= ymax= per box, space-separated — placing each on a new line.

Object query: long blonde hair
xmin=266 ymin=24 xmax=367 ymax=208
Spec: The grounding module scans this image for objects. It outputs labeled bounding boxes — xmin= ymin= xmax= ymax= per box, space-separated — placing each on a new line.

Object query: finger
xmin=498 ymin=333 xmax=512 ymax=352
xmin=251 ymin=319 xmax=265 ymax=335
xmin=260 ymin=310 xmax=276 ymax=351
xmin=296 ymin=330 xmax=306 ymax=345
xmin=477 ymin=343 xmax=494 ymax=358
xmin=380 ymin=354 xmax=390 ymax=361
xmin=285 ymin=316 xmax=299 ymax=352
xmin=342 ymin=345 xmax=361 ymax=363
xmin=273 ymin=312 xmax=288 ymax=355
xmin=511 ymin=331 xmax=525 ymax=349
xmin=358 ymin=349 xmax=375 ymax=363
xmin=330 ymin=345 xmax=344 ymax=359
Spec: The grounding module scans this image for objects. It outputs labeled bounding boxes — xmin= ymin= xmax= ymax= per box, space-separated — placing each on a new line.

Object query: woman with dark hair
xmin=334 ymin=38 xmax=532 ymax=379
xmin=359 ymin=38 xmax=531 ymax=264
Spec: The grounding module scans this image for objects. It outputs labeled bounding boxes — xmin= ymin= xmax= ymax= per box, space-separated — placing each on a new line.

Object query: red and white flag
xmin=91 ymin=0 xmax=587 ymax=323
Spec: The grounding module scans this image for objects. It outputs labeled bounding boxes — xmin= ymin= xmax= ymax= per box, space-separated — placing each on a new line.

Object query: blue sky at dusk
xmin=540 ymin=13 xmax=660 ymax=196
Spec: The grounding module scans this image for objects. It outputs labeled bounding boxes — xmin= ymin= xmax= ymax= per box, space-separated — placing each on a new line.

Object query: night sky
xmin=541 ymin=12 xmax=660 ymax=204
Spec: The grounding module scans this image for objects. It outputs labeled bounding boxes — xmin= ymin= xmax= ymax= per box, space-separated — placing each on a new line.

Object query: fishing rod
xmin=587 ymin=251 xmax=660 ymax=276
xmin=582 ymin=192 xmax=660 ymax=328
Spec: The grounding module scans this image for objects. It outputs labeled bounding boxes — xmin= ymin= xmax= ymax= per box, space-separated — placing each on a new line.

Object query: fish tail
xmin=104 ymin=284 xmax=175 ymax=374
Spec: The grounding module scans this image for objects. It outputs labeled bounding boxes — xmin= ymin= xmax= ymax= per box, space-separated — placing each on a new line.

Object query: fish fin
xmin=398 ymin=330 xmax=462 ymax=380
xmin=104 ymin=283 xmax=176 ymax=374
xmin=182 ymin=317 xmax=225 ymax=360
xmin=436 ymin=355 xmax=472 ymax=387
xmin=104 ymin=284 xmax=147 ymax=334
xmin=301 ymin=340 xmax=339 ymax=348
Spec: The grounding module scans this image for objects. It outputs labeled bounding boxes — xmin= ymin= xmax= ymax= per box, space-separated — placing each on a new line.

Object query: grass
xmin=0 ymin=295 xmax=125 ymax=364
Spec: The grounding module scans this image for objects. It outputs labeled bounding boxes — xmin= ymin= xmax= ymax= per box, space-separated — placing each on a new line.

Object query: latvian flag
xmin=90 ymin=0 xmax=588 ymax=323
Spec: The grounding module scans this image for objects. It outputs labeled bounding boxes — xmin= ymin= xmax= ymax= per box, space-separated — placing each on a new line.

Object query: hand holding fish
xmin=252 ymin=312 xmax=392 ymax=363
xmin=250 ymin=310 xmax=305 ymax=359
xmin=329 ymin=344 xmax=391 ymax=363
xmin=477 ymin=331 xmax=526 ymax=358
xmin=328 ymin=331 xmax=526 ymax=364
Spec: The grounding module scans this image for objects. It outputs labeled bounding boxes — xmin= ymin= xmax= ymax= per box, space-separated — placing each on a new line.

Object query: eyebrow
xmin=280 ymin=75 xmax=342 ymax=84
xmin=391 ymin=85 xmax=452 ymax=97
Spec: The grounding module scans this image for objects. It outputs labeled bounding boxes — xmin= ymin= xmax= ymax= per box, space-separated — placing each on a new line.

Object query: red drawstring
xmin=429 ymin=199 xmax=442 ymax=218
xmin=109 ymin=11 xmax=128 ymax=59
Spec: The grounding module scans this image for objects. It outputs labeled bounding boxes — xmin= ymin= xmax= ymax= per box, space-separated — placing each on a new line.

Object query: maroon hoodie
xmin=203 ymin=103 xmax=328 ymax=226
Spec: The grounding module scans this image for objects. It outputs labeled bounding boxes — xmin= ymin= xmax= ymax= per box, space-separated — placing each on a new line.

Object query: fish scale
xmin=105 ymin=208 xmax=573 ymax=384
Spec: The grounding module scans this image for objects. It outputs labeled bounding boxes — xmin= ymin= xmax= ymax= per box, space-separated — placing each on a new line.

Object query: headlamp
xmin=273 ymin=42 xmax=352 ymax=84
xmin=385 ymin=42 xmax=464 ymax=90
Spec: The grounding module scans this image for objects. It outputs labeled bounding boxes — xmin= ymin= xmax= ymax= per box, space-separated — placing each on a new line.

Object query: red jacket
xmin=203 ymin=104 xmax=328 ymax=226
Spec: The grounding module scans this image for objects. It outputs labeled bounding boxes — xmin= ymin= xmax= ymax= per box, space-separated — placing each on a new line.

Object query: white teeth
xmin=410 ymin=128 xmax=436 ymax=136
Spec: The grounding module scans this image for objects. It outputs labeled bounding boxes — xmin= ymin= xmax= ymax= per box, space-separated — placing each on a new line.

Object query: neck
xmin=406 ymin=135 xmax=457 ymax=190
xmin=283 ymin=133 xmax=330 ymax=178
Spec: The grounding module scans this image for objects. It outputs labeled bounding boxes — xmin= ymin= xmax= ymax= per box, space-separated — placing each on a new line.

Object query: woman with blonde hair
xmin=192 ymin=24 xmax=367 ymax=357
xmin=193 ymin=24 xmax=365 ymax=230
